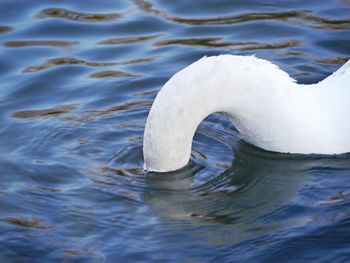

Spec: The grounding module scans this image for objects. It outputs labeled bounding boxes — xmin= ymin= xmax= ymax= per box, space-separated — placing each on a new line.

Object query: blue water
xmin=0 ymin=0 xmax=350 ymax=262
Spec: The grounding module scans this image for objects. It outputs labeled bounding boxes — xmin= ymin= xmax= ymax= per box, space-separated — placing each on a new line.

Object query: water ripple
xmin=134 ymin=0 xmax=350 ymax=30
xmin=11 ymin=100 xmax=149 ymax=123
xmin=4 ymin=40 xmax=78 ymax=49
xmin=238 ymin=40 xmax=302 ymax=51
xmin=98 ymin=34 xmax=161 ymax=45
xmin=52 ymin=100 xmax=152 ymax=124
xmin=80 ymin=101 xmax=151 ymax=117
xmin=0 ymin=26 xmax=12 ymax=34
xmin=154 ymin=38 xmax=302 ymax=50
xmin=307 ymin=16 xmax=350 ymax=30
xmin=12 ymin=104 xmax=77 ymax=119
xmin=133 ymin=0 xmax=311 ymax=26
xmin=90 ymin=70 xmax=139 ymax=78
xmin=154 ymin=37 xmax=233 ymax=48
xmin=1 ymin=217 xmax=51 ymax=230
xmin=23 ymin=56 xmax=156 ymax=73
xmin=37 ymin=8 xmax=122 ymax=22
xmin=315 ymin=56 xmax=350 ymax=64
xmin=317 ymin=191 xmax=350 ymax=206
xmin=23 ymin=57 xmax=117 ymax=73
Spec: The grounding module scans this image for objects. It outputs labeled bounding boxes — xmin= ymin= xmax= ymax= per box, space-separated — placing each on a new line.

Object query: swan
xmin=143 ymin=55 xmax=350 ymax=172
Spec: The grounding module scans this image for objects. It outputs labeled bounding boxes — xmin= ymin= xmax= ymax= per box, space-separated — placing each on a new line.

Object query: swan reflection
xmin=143 ymin=142 xmax=350 ymax=241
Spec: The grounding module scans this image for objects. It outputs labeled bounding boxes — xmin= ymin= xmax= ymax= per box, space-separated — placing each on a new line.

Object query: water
xmin=0 ymin=0 xmax=349 ymax=262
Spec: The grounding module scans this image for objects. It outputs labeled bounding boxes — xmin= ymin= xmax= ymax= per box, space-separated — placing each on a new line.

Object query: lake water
xmin=0 ymin=0 xmax=350 ymax=262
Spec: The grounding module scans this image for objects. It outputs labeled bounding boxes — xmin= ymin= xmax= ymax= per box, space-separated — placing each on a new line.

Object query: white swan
xmin=143 ymin=55 xmax=350 ymax=172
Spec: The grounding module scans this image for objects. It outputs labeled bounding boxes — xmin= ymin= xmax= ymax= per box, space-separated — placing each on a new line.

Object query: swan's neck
xmin=143 ymin=55 xmax=349 ymax=172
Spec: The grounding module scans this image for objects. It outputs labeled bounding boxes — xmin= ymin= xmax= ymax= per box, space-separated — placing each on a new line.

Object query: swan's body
xmin=144 ymin=55 xmax=350 ymax=172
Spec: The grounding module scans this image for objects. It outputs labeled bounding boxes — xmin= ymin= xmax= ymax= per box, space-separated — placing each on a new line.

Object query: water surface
xmin=0 ymin=0 xmax=350 ymax=262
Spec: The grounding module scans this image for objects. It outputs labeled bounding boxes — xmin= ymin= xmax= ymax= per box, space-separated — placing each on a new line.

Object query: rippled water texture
xmin=0 ymin=0 xmax=350 ymax=262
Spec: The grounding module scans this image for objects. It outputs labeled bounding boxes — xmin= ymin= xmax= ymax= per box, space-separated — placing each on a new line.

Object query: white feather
xmin=143 ymin=55 xmax=350 ymax=172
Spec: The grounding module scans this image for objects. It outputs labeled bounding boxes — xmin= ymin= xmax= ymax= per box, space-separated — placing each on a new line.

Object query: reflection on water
xmin=23 ymin=57 xmax=119 ymax=73
xmin=98 ymin=34 xmax=161 ymax=45
xmin=37 ymin=8 xmax=122 ymax=22
xmin=22 ymin=56 xmax=155 ymax=73
xmin=0 ymin=26 xmax=12 ymax=34
xmin=4 ymin=40 xmax=78 ymax=48
xmin=143 ymin=141 xmax=350 ymax=259
xmin=315 ymin=56 xmax=350 ymax=64
xmin=90 ymin=70 xmax=140 ymax=78
xmin=154 ymin=38 xmax=302 ymax=50
xmin=12 ymin=104 xmax=77 ymax=119
xmin=2 ymin=217 xmax=50 ymax=230
xmin=134 ymin=0 xmax=310 ymax=25
xmin=144 ymin=142 xmax=348 ymax=231
xmin=134 ymin=0 xmax=350 ymax=30
xmin=0 ymin=0 xmax=349 ymax=261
